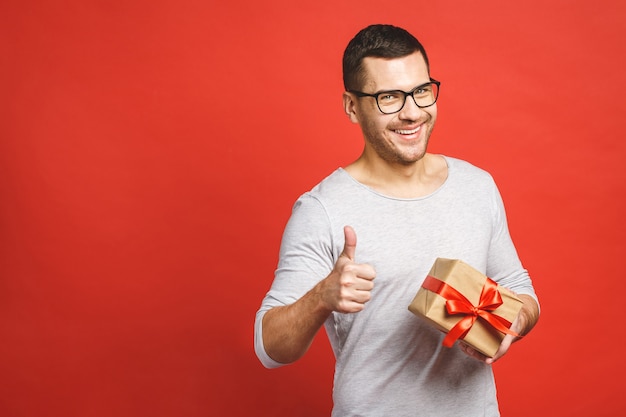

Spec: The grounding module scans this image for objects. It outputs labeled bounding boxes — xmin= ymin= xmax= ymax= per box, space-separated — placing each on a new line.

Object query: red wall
xmin=2 ymin=1 xmax=625 ymax=416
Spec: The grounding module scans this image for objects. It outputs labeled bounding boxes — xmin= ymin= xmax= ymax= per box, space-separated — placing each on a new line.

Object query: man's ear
xmin=342 ymin=91 xmax=359 ymax=124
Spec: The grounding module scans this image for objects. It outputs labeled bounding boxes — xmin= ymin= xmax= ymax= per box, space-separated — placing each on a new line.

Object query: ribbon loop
xmin=421 ymin=275 xmax=519 ymax=348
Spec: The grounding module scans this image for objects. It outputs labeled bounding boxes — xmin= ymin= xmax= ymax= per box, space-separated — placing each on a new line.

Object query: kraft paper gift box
xmin=408 ymin=258 xmax=523 ymax=357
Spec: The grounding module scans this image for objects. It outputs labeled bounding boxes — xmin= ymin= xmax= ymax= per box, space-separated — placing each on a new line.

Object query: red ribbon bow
xmin=421 ymin=275 xmax=519 ymax=347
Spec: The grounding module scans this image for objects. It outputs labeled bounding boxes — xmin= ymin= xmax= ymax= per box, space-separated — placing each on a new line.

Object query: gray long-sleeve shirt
xmin=255 ymin=156 xmax=538 ymax=417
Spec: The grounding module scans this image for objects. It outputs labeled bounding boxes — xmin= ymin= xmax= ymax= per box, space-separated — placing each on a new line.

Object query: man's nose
xmin=398 ymin=94 xmax=424 ymax=120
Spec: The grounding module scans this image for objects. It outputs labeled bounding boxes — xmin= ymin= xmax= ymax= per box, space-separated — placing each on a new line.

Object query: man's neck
xmin=344 ymin=153 xmax=448 ymax=199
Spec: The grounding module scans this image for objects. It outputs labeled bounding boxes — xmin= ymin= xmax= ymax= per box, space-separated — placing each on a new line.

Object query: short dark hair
xmin=342 ymin=24 xmax=430 ymax=91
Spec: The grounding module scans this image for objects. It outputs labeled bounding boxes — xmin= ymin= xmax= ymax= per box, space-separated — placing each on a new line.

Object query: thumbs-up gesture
xmin=318 ymin=226 xmax=376 ymax=313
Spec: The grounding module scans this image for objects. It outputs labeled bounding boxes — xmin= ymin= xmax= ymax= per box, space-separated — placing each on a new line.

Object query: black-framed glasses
xmin=348 ymin=79 xmax=441 ymax=114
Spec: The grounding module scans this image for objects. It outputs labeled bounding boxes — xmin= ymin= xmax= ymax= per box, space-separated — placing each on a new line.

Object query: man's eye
xmin=379 ymin=93 xmax=400 ymax=102
xmin=415 ymin=86 xmax=431 ymax=96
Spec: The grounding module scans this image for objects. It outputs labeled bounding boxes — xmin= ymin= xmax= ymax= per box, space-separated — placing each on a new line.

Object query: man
xmin=254 ymin=24 xmax=539 ymax=416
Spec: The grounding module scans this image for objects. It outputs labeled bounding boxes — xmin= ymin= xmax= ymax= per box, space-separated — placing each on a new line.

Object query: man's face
xmin=344 ymin=51 xmax=437 ymax=166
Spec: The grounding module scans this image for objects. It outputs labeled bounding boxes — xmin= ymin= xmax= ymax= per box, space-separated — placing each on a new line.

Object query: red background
xmin=2 ymin=1 xmax=625 ymax=416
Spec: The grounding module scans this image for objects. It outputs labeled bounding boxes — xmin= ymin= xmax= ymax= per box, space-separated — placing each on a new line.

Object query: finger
xmin=489 ymin=334 xmax=515 ymax=363
xmin=340 ymin=286 xmax=373 ymax=309
xmin=336 ymin=300 xmax=367 ymax=314
xmin=460 ymin=342 xmax=489 ymax=363
xmin=354 ymin=264 xmax=376 ymax=281
xmin=341 ymin=225 xmax=357 ymax=261
xmin=351 ymin=276 xmax=375 ymax=292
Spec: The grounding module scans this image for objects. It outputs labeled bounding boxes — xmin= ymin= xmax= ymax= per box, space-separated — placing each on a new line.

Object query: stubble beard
xmin=363 ymin=118 xmax=434 ymax=166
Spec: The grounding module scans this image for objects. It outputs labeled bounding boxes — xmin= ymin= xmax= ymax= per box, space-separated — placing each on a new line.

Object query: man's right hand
xmin=261 ymin=225 xmax=376 ymax=364
xmin=317 ymin=225 xmax=376 ymax=313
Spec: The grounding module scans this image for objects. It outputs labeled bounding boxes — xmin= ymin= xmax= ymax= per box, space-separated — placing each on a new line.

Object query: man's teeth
xmin=395 ymin=126 xmax=420 ymax=135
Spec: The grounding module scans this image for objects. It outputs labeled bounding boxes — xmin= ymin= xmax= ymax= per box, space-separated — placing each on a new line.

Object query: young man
xmin=255 ymin=24 xmax=539 ymax=416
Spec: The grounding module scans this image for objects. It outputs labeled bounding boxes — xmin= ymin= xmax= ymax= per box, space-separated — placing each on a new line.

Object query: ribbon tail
xmin=442 ymin=316 xmax=476 ymax=347
xmin=478 ymin=312 xmax=521 ymax=338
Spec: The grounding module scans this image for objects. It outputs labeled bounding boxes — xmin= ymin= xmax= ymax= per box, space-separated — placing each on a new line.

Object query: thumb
xmin=341 ymin=226 xmax=357 ymax=261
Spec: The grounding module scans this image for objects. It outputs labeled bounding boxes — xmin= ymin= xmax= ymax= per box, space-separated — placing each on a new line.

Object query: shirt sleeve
xmin=254 ymin=194 xmax=335 ymax=368
xmin=486 ymin=181 xmax=540 ymax=306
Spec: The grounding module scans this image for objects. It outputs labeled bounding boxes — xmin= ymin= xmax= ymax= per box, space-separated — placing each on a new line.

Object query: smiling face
xmin=344 ymin=51 xmax=437 ymax=167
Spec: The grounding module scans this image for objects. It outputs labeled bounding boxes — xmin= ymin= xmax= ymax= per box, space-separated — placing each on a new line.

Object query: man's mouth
xmin=394 ymin=125 xmax=421 ymax=135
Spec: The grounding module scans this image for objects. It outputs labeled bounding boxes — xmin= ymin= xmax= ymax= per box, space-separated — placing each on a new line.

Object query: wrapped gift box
xmin=408 ymin=258 xmax=523 ymax=357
